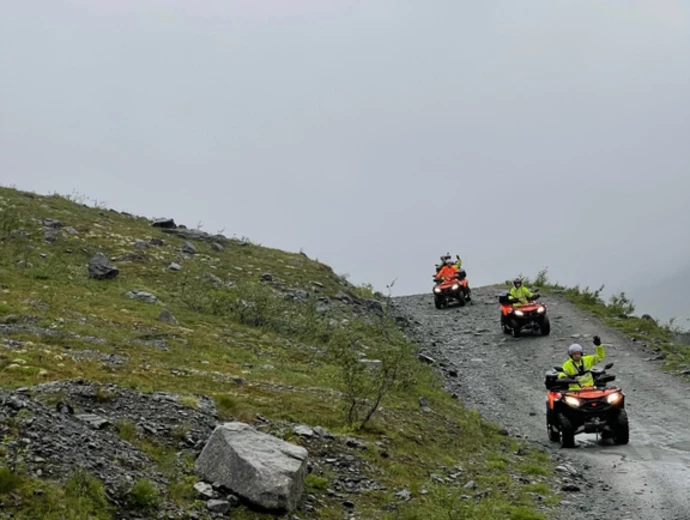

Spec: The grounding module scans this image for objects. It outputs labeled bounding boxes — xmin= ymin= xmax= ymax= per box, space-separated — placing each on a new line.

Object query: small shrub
xmin=0 ymin=465 xmax=22 ymax=494
xmin=178 ymin=395 xmax=199 ymax=409
xmin=114 ymin=419 xmax=137 ymax=442
xmin=305 ymin=474 xmax=328 ymax=490
xmin=64 ymin=466 xmax=110 ymax=510
xmin=608 ymin=291 xmax=635 ymax=317
xmin=127 ymin=478 xmax=159 ymax=511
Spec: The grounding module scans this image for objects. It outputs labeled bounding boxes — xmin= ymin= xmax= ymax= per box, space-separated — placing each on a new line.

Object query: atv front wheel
xmin=434 ymin=296 xmax=443 ymax=309
xmin=540 ymin=316 xmax=551 ymax=336
xmin=558 ymin=413 xmax=575 ymax=448
xmin=612 ymin=409 xmax=629 ymax=445
xmin=512 ymin=325 xmax=522 ymax=338
xmin=457 ymin=294 xmax=466 ymax=307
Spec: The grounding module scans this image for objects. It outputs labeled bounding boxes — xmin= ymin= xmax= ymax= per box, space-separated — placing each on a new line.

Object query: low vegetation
xmin=0 ymin=185 xmax=559 ymax=518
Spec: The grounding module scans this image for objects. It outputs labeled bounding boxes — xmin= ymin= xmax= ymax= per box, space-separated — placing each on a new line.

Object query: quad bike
xmin=433 ymin=269 xmax=471 ymax=309
xmin=544 ymin=362 xmax=629 ymax=448
xmin=498 ymin=293 xmax=550 ymax=337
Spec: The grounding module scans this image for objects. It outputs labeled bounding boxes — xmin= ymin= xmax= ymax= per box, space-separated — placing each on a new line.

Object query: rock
xmin=195 ymin=422 xmax=309 ymax=513
xmin=463 ymin=480 xmax=477 ymax=490
xmin=293 ymin=424 xmax=314 ymax=437
xmin=313 ymin=426 xmax=334 ymax=439
xmin=203 ymin=273 xmax=224 ymax=286
xmin=395 ymin=489 xmax=412 ymax=501
xmin=207 ymin=499 xmax=231 ymax=514
xmin=150 ymin=238 xmax=164 ymax=246
xmin=194 ymin=481 xmax=215 ymax=499
xmin=562 ymin=483 xmax=581 ymax=492
xmin=75 ymin=413 xmax=109 ymax=429
xmin=181 ymin=241 xmax=197 ymax=255
xmin=211 ymin=242 xmax=224 ymax=252
xmin=43 ymin=228 xmax=60 ymax=242
xmin=168 ymin=262 xmax=182 ymax=271
xmin=152 ymin=218 xmax=177 ymax=228
xmin=88 ymin=253 xmax=120 ymax=280
xmin=125 ymin=290 xmax=159 ymax=304
xmin=134 ymin=239 xmax=149 ymax=249
xmin=157 ymin=310 xmax=179 ymax=325
xmin=418 ymin=353 xmax=435 ymax=364
xmin=261 ymin=272 xmax=273 ymax=281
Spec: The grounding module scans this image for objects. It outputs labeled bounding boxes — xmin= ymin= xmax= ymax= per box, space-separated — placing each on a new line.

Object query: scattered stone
xmin=418 ymin=353 xmax=435 ymax=364
xmin=561 ymin=483 xmax=581 ymax=492
xmin=293 ymin=424 xmax=314 ymax=437
xmin=211 ymin=242 xmax=224 ymax=251
xmin=75 ymin=413 xmax=110 ymax=429
xmin=125 ymin=290 xmax=159 ymax=304
xmin=207 ymin=499 xmax=231 ymax=513
xmin=157 ymin=310 xmax=179 ymax=325
xmin=313 ymin=426 xmax=334 ymax=439
xmin=150 ymin=237 xmax=164 ymax=246
xmin=181 ymin=241 xmax=197 ymax=254
xmin=168 ymin=262 xmax=182 ymax=271
xmin=134 ymin=239 xmax=149 ymax=249
xmin=88 ymin=253 xmax=120 ymax=280
xmin=152 ymin=218 xmax=177 ymax=229
xmin=194 ymin=481 xmax=214 ymax=499
xmin=261 ymin=273 xmax=274 ymax=281
xmin=195 ymin=422 xmax=309 ymax=513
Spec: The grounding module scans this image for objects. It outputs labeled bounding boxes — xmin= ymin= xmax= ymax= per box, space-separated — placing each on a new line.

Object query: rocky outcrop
xmin=194 ymin=422 xmax=308 ymax=513
xmin=88 ymin=253 xmax=119 ymax=280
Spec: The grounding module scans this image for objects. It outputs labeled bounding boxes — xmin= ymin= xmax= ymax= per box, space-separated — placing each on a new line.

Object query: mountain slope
xmin=627 ymin=264 xmax=690 ymax=329
xmin=0 ymin=186 xmax=561 ymax=519
xmin=394 ymin=286 xmax=690 ymax=520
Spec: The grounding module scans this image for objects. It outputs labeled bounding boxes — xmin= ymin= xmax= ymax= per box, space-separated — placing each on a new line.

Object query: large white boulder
xmin=194 ymin=422 xmax=308 ymax=512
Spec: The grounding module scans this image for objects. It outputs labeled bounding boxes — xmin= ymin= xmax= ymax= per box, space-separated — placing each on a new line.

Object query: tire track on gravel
xmin=394 ymin=285 xmax=690 ymax=520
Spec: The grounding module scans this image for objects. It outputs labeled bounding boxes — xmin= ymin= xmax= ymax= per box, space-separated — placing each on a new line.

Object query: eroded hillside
xmin=0 ymin=186 xmax=565 ymax=519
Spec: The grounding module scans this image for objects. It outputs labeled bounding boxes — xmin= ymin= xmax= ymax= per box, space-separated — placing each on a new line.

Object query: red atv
xmin=433 ymin=269 xmax=471 ymax=309
xmin=498 ymin=293 xmax=550 ymax=337
xmin=544 ymin=362 xmax=629 ymax=448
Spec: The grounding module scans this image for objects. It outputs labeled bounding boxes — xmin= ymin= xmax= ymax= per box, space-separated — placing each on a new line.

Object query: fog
xmin=1 ymin=0 xmax=689 ymax=323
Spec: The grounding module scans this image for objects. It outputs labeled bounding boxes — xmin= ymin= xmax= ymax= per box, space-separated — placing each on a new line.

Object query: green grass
xmin=0 ymin=185 xmax=559 ymax=519
xmin=510 ymin=267 xmax=690 ymax=375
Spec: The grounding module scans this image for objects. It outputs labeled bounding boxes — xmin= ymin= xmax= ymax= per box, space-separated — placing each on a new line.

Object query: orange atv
xmin=433 ymin=269 xmax=471 ymax=309
xmin=544 ymin=362 xmax=629 ymax=448
xmin=498 ymin=293 xmax=550 ymax=337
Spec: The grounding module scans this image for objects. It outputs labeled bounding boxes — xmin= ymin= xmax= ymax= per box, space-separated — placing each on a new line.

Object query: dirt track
xmin=394 ymin=285 xmax=690 ymax=520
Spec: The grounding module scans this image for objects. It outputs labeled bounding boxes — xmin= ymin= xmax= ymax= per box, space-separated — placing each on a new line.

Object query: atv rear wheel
xmin=558 ymin=413 xmax=575 ymax=448
xmin=540 ymin=316 xmax=551 ymax=336
xmin=612 ymin=409 xmax=629 ymax=445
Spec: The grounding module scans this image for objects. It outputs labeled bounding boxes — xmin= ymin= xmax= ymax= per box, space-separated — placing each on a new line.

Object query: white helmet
xmin=568 ymin=344 xmax=583 ymax=357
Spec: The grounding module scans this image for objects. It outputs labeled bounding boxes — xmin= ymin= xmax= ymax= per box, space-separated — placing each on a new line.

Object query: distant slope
xmin=627 ymin=264 xmax=690 ymax=329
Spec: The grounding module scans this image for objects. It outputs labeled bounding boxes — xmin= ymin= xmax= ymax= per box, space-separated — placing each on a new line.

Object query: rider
xmin=435 ymin=253 xmax=452 ymax=273
xmin=558 ymin=335 xmax=606 ymax=390
xmin=435 ymin=258 xmax=458 ymax=281
xmin=508 ymin=278 xmax=534 ymax=306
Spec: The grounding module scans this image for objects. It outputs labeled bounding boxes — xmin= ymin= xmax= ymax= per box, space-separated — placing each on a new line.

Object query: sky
xmin=1 ymin=0 xmax=689 ymax=322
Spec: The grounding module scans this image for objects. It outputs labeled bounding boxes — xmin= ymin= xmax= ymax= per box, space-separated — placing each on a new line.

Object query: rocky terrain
xmin=0 ymin=186 xmax=571 ymax=519
xmin=394 ymin=287 xmax=690 ymax=520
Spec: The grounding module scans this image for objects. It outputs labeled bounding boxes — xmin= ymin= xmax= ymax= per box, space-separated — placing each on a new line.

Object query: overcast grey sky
xmin=1 ymin=0 xmax=689 ymax=320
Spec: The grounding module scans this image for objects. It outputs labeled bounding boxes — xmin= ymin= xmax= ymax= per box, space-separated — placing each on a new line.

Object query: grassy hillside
xmin=512 ymin=268 xmax=690 ymax=377
xmin=0 ymin=185 xmax=557 ymax=519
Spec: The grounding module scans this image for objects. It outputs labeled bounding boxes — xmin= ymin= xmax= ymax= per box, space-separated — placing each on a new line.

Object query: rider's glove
xmin=593 ymin=335 xmax=601 ymax=346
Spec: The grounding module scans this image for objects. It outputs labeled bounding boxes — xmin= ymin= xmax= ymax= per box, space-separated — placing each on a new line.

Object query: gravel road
xmin=394 ymin=285 xmax=690 ymax=520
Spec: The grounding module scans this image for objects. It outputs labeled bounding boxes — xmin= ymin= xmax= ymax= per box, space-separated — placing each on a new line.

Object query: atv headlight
xmin=514 ymin=310 xmax=524 ymax=317
xmin=606 ymin=392 xmax=622 ymax=404
xmin=452 ymin=284 xmax=459 ymax=290
xmin=434 ymin=287 xmax=441 ymax=293
xmin=537 ymin=306 xmax=545 ymax=313
xmin=564 ymin=396 xmax=581 ymax=408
